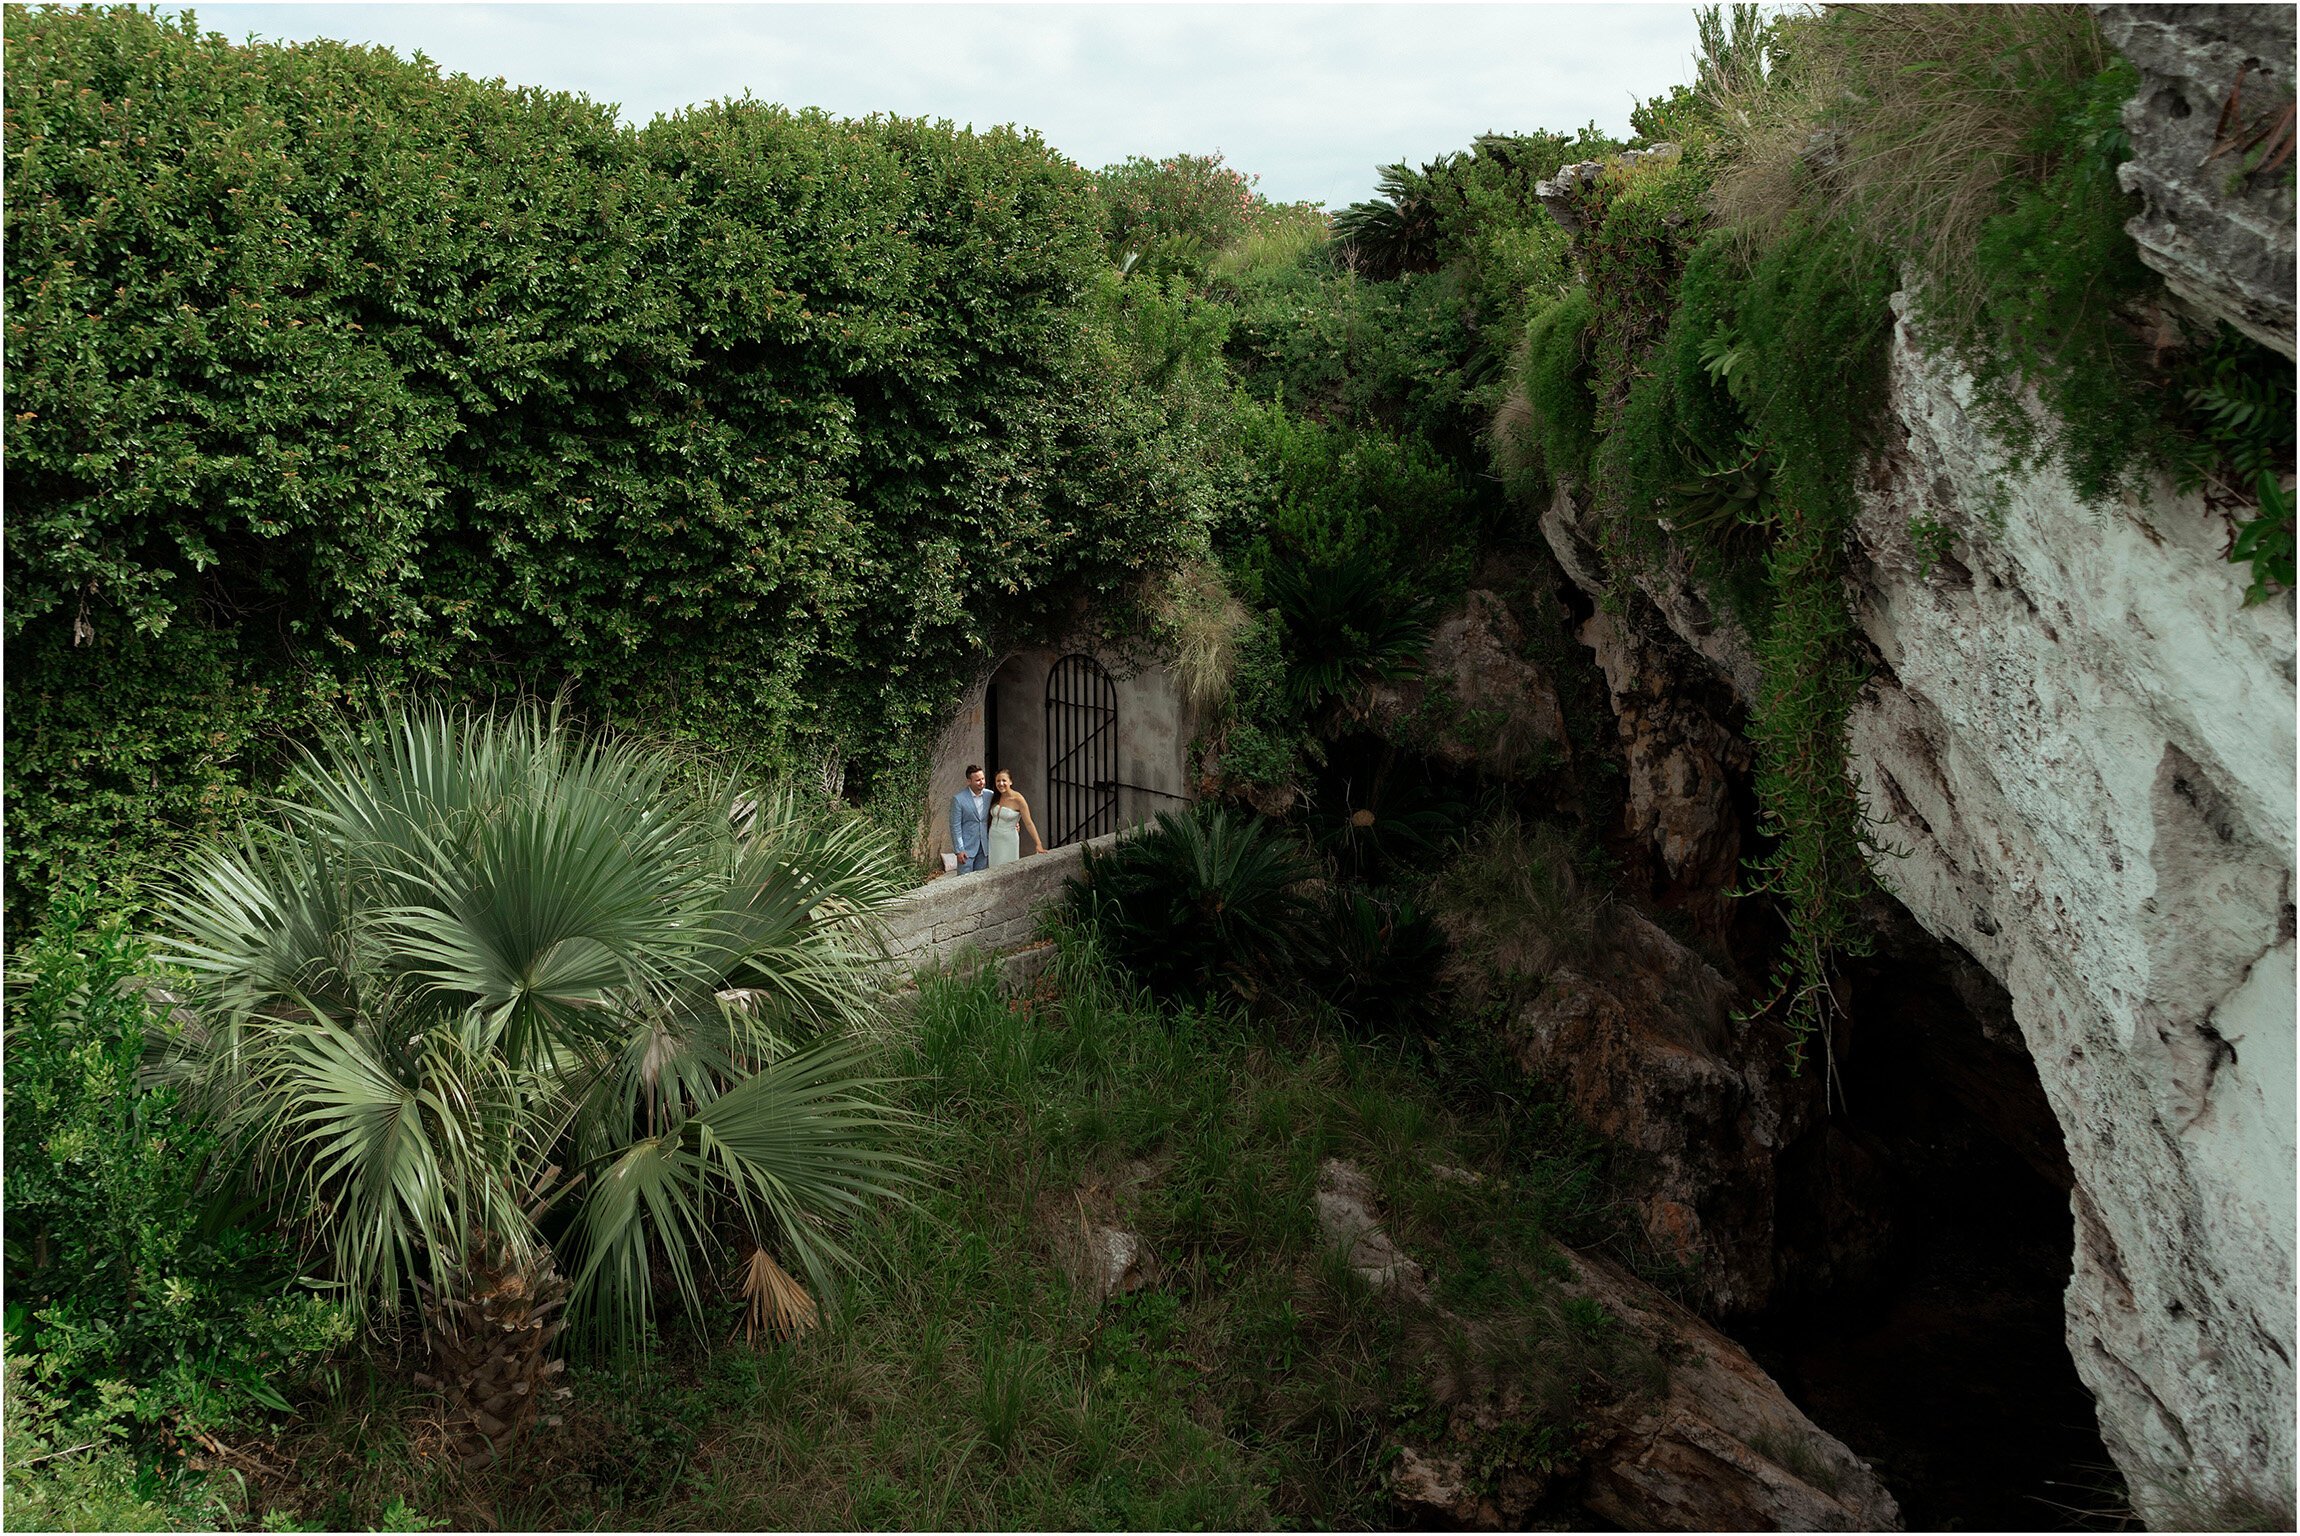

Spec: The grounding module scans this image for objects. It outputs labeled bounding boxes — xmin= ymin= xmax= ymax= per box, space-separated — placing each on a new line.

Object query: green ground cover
xmin=10 ymin=926 xmax=1648 ymax=1531
xmin=10 ymin=5 xmax=2289 ymax=1525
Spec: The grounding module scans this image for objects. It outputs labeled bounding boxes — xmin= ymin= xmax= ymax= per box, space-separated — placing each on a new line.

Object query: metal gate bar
xmin=1044 ymin=653 xmax=1118 ymax=847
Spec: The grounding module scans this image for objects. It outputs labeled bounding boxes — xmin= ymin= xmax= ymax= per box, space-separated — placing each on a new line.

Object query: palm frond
xmin=734 ymin=1247 xmax=819 ymax=1344
xmin=163 ymin=701 xmax=916 ymax=1357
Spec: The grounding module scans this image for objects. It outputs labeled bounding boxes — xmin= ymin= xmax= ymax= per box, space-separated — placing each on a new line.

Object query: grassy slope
xmin=117 ymin=927 xmax=1648 ymax=1531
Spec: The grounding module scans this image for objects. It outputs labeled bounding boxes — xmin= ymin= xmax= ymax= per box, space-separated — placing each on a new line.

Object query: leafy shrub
xmin=1510 ymin=289 xmax=1600 ymax=493
xmin=1335 ymin=131 xmax=1608 ymax=307
xmin=2 ymin=1354 xmax=230 ymax=1533
xmin=1312 ymin=888 xmax=1447 ymax=1034
xmin=1227 ymin=400 xmax=1476 ymax=595
xmin=1067 ymin=806 xmax=1317 ymax=1005
xmin=4 ymin=886 xmax=347 ymax=1441
xmin=1304 ymin=741 xmax=1472 ymax=883
xmin=1095 ymin=151 xmax=1284 ymax=268
xmin=1210 ymin=606 xmax=1316 ymax=797
xmin=4 ymin=6 xmax=1227 ymax=924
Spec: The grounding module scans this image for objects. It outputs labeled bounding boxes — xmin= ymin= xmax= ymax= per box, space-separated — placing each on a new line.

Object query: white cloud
xmin=170 ymin=2 xmax=1703 ymax=207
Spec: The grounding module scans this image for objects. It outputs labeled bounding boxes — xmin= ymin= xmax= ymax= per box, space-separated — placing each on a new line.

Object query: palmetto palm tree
xmin=158 ymin=705 xmax=916 ymax=1462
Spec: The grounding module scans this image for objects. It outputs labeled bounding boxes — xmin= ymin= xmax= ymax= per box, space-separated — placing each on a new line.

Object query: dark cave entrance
xmin=1745 ymin=914 xmax=2123 ymax=1531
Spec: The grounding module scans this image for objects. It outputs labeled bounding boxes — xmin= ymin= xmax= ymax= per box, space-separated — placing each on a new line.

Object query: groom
xmin=949 ymin=764 xmax=992 ymax=874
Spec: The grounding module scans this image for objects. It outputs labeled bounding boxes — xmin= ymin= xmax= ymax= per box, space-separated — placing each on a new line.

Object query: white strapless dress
xmin=987 ymin=804 xmax=1023 ymax=866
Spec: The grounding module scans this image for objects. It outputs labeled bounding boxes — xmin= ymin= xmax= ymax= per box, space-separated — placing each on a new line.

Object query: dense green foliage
xmin=1094 ymin=150 xmax=1294 ymax=279
xmin=4 ymin=5 xmax=1230 ymax=922
xmin=1334 ymin=132 xmax=1612 ymax=315
xmin=4 ymin=887 xmax=347 ymax=1441
xmin=82 ymin=928 xmax=1635 ymax=1531
xmin=3 ymin=1355 xmax=239 ymax=1533
xmin=1511 ymin=287 xmax=1598 ymax=495
xmin=1191 ymin=155 xmax=1574 ymax=799
xmin=1507 ymin=1 xmax=2294 ymax=1065
xmin=157 ymin=704 xmax=918 ymax=1348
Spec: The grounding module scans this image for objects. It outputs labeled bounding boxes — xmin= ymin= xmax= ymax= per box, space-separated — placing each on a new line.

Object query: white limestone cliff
xmin=1844 ymin=313 xmax=2294 ymax=1524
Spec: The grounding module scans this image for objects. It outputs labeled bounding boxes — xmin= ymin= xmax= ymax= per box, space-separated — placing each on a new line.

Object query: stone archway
xmin=918 ymin=645 xmax=1197 ymax=874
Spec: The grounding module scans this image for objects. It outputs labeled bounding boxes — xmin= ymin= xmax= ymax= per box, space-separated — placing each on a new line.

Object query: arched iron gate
xmin=1044 ymin=653 xmax=1118 ymax=847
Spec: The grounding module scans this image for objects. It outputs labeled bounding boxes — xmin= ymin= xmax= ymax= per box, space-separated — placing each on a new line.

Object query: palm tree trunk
xmin=414 ymin=1239 xmax=573 ymax=1469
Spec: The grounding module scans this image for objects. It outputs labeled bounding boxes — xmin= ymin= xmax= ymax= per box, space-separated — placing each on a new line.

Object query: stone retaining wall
xmin=881 ymin=833 xmax=1119 ymax=969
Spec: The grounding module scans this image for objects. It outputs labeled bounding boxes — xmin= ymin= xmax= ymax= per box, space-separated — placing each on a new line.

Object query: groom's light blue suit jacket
xmin=950 ymin=789 xmax=990 ymax=861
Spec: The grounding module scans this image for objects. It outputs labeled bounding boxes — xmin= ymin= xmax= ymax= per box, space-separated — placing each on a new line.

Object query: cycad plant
xmin=1067 ymin=806 xmax=1316 ymax=1006
xmin=1306 ymin=741 xmax=1472 ymax=883
xmin=1332 ymin=158 xmax=1454 ymax=279
xmin=158 ymin=705 xmax=917 ymax=1463
xmin=1263 ymin=543 xmax=1436 ymax=721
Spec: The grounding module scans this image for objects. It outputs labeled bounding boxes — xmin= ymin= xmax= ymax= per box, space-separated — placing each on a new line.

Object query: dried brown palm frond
xmin=735 ymin=1245 xmax=820 ymax=1344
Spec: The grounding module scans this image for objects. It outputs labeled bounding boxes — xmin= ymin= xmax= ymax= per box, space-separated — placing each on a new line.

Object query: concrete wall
xmin=918 ymin=646 xmax=1193 ymax=873
xmin=1111 ymin=661 xmax=1192 ymax=829
xmin=882 ymin=832 xmax=1119 ymax=969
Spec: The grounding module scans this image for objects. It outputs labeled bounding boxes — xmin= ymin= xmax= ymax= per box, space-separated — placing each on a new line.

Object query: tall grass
xmin=204 ymin=923 xmax=1644 ymax=1531
xmin=1210 ymin=208 xmax=1332 ymax=288
xmin=1154 ymin=559 xmax=1254 ymax=714
xmin=1429 ymin=816 xmax=1616 ymax=1015
xmin=1710 ymin=5 xmax=2112 ymax=334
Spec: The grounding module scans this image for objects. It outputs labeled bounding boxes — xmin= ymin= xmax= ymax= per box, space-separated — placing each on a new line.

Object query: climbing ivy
xmin=1582 ymin=209 xmax=1900 ymax=1072
xmin=3 ymin=7 xmax=1228 ymax=923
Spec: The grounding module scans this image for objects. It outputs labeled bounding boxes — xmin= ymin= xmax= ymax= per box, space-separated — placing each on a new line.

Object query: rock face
xmin=2097 ymin=4 xmax=2297 ymax=359
xmin=1541 ymin=494 xmax=1759 ymax=934
xmin=1501 ymin=17 xmax=2293 ymax=1515
xmin=1848 ymin=317 xmax=2295 ymax=1524
xmin=1564 ymin=1249 xmax=1902 ymax=1533
xmin=1536 ymin=291 xmax=2293 ymax=1521
xmin=1502 ymin=910 xmax=1798 ymax=1317
xmin=1366 ymin=587 xmax=1571 ymax=776
xmin=1317 ymin=1158 xmax=1901 ymax=1531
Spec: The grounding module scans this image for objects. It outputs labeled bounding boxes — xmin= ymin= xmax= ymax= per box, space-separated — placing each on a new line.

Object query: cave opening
xmin=1745 ymin=916 xmax=2125 ymax=1531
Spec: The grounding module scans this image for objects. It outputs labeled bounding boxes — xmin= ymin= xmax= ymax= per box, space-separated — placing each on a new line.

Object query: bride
xmin=986 ymin=769 xmax=1045 ymax=866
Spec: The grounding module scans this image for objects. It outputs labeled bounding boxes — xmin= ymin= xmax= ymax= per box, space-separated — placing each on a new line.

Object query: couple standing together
xmin=949 ymin=764 xmax=1044 ymax=873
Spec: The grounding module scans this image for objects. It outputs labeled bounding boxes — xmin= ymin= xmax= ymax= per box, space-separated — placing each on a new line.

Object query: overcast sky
xmin=168 ymin=3 xmax=1706 ymax=208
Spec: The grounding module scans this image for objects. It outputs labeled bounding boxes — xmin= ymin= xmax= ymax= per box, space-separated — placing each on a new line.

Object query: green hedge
xmin=5 ymin=885 xmax=348 ymax=1439
xmin=5 ymin=6 xmax=1219 ymax=920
